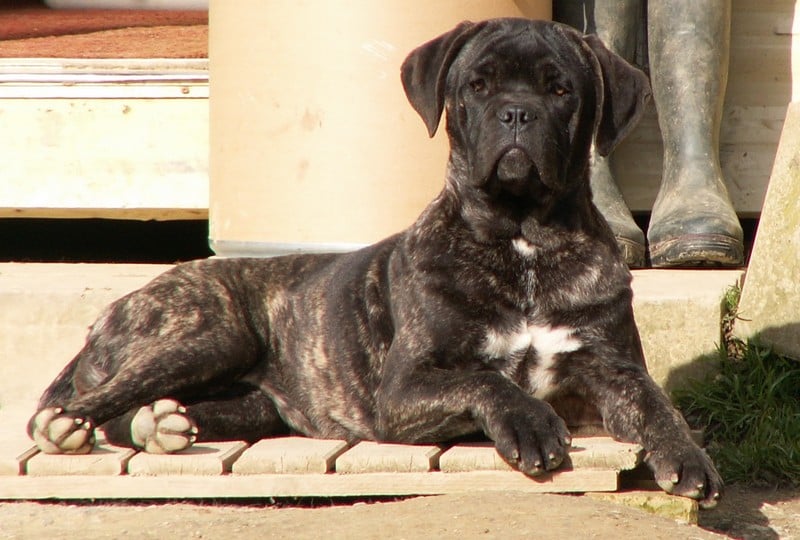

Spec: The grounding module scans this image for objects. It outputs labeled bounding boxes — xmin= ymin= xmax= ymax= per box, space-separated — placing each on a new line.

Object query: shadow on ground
xmin=664 ymin=322 xmax=800 ymax=539
xmin=698 ymin=485 xmax=800 ymax=539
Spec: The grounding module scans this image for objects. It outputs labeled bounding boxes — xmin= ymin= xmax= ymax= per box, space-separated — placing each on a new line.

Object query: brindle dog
xmin=30 ymin=19 xmax=721 ymax=507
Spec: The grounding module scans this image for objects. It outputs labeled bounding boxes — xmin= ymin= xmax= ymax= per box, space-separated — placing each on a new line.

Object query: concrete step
xmin=0 ymin=263 xmax=169 ymax=416
xmin=0 ymin=263 xmax=743 ymax=422
xmin=630 ymin=268 xmax=743 ymax=391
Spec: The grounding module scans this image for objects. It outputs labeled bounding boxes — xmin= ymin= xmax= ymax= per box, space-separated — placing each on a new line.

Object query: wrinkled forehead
xmin=450 ymin=19 xmax=591 ymax=80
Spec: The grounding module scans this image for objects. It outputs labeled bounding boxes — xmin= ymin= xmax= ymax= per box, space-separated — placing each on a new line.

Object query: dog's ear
xmin=401 ymin=21 xmax=486 ymax=137
xmin=582 ymin=34 xmax=651 ymax=156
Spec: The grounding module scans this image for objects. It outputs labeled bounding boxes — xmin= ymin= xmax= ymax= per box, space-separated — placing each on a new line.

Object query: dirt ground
xmin=0 ymin=486 xmax=797 ymax=540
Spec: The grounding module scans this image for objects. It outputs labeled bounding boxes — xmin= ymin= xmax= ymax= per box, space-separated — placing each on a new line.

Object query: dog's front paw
xmin=31 ymin=407 xmax=96 ymax=454
xmin=485 ymin=400 xmax=572 ymax=476
xmin=131 ymin=399 xmax=198 ymax=454
xmin=645 ymin=446 xmax=723 ymax=509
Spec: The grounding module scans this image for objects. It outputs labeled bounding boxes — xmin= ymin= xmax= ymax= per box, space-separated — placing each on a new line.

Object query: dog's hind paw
xmin=131 ymin=399 xmax=198 ymax=454
xmin=31 ymin=407 xmax=96 ymax=454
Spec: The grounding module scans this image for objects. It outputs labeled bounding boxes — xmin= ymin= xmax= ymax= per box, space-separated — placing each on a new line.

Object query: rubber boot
xmin=555 ymin=1 xmax=646 ymax=267
xmin=590 ymin=153 xmax=646 ymax=266
xmin=646 ymin=0 xmax=743 ymax=267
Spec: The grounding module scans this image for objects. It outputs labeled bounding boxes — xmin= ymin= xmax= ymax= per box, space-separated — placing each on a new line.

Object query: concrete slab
xmin=0 ymin=263 xmax=169 ymax=410
xmin=735 ymin=102 xmax=800 ymax=359
xmin=588 ymin=490 xmax=699 ymax=524
xmin=0 ymin=262 xmax=741 ymax=425
xmin=631 ymin=269 xmax=743 ymax=390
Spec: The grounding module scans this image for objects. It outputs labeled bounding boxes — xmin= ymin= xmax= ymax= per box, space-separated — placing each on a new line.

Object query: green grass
xmin=673 ymin=287 xmax=800 ymax=487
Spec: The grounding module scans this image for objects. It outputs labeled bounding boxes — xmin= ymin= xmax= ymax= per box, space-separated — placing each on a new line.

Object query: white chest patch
xmin=482 ymin=323 xmax=582 ymax=397
xmin=512 ymin=237 xmax=538 ymax=257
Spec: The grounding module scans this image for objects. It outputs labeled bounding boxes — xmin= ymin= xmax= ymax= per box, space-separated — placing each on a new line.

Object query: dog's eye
xmin=469 ymin=78 xmax=487 ymax=93
xmin=552 ymin=84 xmax=570 ymax=97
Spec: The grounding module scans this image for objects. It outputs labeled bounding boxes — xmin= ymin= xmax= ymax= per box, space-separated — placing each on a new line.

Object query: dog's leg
xmin=376 ymin=348 xmax=572 ymax=477
xmin=30 ymin=324 xmax=262 ymax=454
xmin=576 ymin=352 xmax=723 ymax=508
xmin=101 ymin=384 xmax=289 ymax=452
xmin=29 ymin=407 xmax=97 ymax=455
xmin=30 ymin=262 xmax=272 ymax=454
xmin=99 ymin=399 xmax=198 ymax=454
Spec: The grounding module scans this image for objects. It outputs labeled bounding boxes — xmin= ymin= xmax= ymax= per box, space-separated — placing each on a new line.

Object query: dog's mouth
xmin=496 ymin=147 xmax=533 ymax=182
xmin=489 ymin=148 xmax=543 ymax=197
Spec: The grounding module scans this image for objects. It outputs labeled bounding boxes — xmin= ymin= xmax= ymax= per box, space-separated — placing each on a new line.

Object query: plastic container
xmin=209 ymin=1 xmax=551 ymax=256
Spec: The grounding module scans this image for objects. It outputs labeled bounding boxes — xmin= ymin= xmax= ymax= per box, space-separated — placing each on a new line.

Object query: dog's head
xmin=401 ymin=18 xmax=649 ymax=209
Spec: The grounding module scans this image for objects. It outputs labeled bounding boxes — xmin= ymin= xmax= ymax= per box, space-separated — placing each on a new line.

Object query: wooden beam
xmin=0 ymin=469 xmax=619 ymax=500
xmin=2 ymin=436 xmax=645 ymax=499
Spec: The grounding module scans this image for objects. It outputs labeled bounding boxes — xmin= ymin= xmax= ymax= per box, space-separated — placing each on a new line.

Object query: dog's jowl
xmin=29 ymin=19 xmax=721 ymax=507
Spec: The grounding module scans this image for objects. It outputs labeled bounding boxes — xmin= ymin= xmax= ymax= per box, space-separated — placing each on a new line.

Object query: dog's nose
xmin=498 ymin=105 xmax=533 ymax=129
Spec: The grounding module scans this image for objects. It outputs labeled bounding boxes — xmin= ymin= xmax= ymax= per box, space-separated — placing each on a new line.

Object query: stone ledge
xmin=0 ymin=264 xmax=742 ymax=412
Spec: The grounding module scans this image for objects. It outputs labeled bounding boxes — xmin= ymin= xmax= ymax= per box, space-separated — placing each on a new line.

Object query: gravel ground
xmin=1 ymin=486 xmax=798 ymax=539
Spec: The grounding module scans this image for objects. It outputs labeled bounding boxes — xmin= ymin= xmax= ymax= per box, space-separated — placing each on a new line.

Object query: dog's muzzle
xmin=496 ymin=147 xmax=534 ymax=183
xmin=494 ymin=102 xmax=537 ymax=183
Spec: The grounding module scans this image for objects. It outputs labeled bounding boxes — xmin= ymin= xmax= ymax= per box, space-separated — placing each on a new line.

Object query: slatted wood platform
xmin=0 ymin=434 xmax=643 ymax=500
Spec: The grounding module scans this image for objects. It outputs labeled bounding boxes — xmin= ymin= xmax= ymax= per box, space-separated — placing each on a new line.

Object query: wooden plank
xmin=0 ymin=58 xmax=208 ymax=74
xmin=0 ymin=98 xmax=208 ymax=219
xmin=567 ymin=437 xmax=643 ymax=470
xmin=728 ymin=2 xmax=797 ymax=105
xmin=335 ymin=442 xmax=443 ymax=474
xmin=0 ymin=82 xmax=208 ymax=100
xmin=0 ymin=443 xmax=38 ymax=476
xmin=0 ymin=469 xmax=619 ymax=500
xmin=0 ymin=409 xmax=40 ymax=476
xmin=623 ymin=105 xmax=787 ymax=145
xmin=614 ymin=136 xmax=777 ymax=215
xmin=439 ymin=437 xmax=643 ymax=473
xmin=127 ymin=441 xmax=248 ymax=476
xmin=439 ymin=443 xmax=512 ymax=472
xmin=0 ymin=59 xmax=208 ymax=99
xmin=25 ymin=439 xmax=136 ymax=477
xmin=0 ymin=207 xmax=208 ymax=220
xmin=232 ymin=437 xmax=349 ymax=475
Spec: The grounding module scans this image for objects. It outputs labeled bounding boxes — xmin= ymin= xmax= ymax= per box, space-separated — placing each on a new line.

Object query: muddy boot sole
xmin=617 ymin=235 xmax=646 ymax=268
xmin=649 ymin=233 xmax=743 ymax=267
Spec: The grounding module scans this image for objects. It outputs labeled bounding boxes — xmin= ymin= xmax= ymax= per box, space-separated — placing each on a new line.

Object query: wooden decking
xmin=0 ymin=434 xmax=642 ymax=500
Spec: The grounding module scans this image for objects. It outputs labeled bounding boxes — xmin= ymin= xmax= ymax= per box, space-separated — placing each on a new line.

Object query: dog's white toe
xmin=131 ymin=399 xmax=198 ymax=454
xmin=32 ymin=407 xmax=96 ymax=454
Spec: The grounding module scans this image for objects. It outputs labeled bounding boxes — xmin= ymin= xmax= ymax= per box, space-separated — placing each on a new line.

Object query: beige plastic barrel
xmin=209 ymin=1 xmax=551 ymax=256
